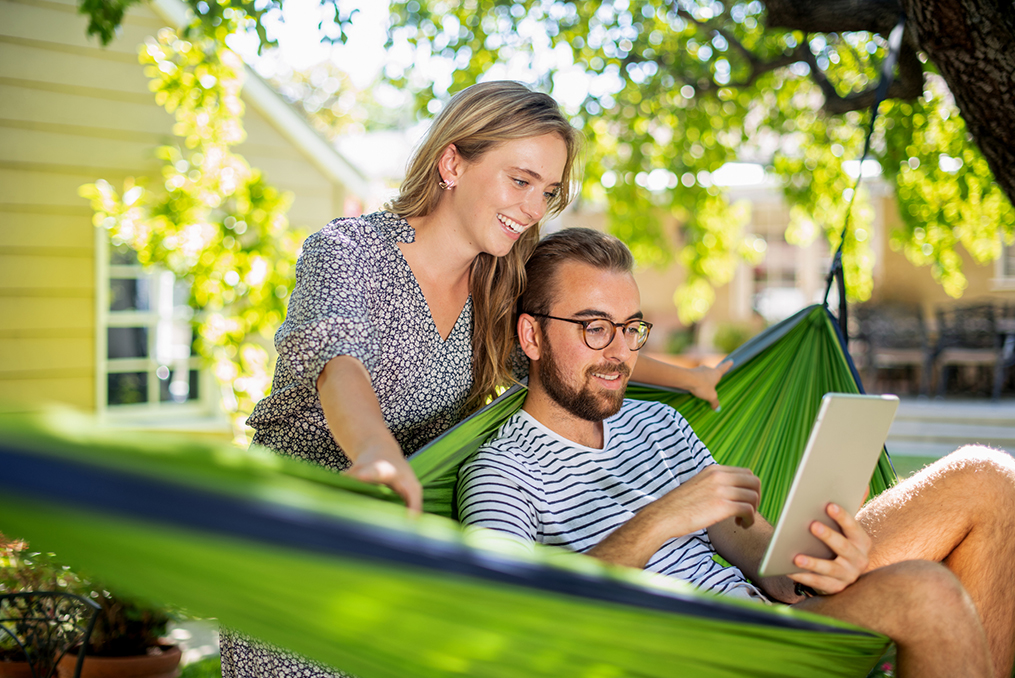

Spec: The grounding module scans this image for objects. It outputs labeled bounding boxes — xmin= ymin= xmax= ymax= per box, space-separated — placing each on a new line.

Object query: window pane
xmin=108 ymin=327 xmax=148 ymax=359
xmin=110 ymin=244 xmax=140 ymax=266
xmin=108 ymin=372 xmax=148 ymax=405
xmin=173 ymin=279 xmax=191 ymax=307
xmin=109 ymin=278 xmax=151 ymax=312
xmin=159 ymin=368 xmax=200 ymax=403
xmin=1005 ymin=244 xmax=1015 ymax=277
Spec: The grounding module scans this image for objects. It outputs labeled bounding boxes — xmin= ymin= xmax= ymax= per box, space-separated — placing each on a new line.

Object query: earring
xmin=438 ymin=179 xmax=454 ymax=190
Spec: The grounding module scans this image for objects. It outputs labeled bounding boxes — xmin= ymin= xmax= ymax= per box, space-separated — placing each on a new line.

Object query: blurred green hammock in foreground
xmin=0 ymin=304 xmax=897 ymax=678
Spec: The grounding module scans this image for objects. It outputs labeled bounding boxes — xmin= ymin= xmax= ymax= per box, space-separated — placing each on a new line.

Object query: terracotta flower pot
xmin=0 ymin=661 xmax=36 ymax=678
xmin=56 ymin=645 xmax=180 ymax=678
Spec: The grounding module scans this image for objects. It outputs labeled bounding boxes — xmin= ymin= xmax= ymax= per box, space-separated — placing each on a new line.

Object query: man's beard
xmin=539 ymin=337 xmax=630 ymax=422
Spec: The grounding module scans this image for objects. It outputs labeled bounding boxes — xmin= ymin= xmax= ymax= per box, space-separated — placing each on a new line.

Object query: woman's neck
xmin=404 ymin=211 xmax=478 ymax=287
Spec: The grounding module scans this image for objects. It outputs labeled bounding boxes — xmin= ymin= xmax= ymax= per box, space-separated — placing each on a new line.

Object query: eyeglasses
xmin=529 ymin=313 xmax=653 ymax=351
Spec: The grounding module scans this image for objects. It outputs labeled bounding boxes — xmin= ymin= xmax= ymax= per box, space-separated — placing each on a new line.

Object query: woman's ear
xmin=437 ymin=143 xmax=463 ymax=186
xmin=517 ymin=313 xmax=541 ymax=361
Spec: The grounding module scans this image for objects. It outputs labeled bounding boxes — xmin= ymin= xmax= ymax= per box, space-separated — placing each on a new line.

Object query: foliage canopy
xmin=382 ymin=0 xmax=1015 ymax=320
xmin=76 ymin=0 xmax=1015 ymax=322
xmin=71 ymin=0 xmax=1015 ymax=355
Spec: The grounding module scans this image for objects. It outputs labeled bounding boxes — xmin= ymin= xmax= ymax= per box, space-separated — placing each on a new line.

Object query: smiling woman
xmin=225 ymin=81 xmax=583 ymax=678
xmin=244 ymin=82 xmax=582 ymax=504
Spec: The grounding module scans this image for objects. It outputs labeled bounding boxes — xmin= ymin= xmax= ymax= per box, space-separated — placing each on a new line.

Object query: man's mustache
xmin=585 ymin=363 xmax=631 ymax=378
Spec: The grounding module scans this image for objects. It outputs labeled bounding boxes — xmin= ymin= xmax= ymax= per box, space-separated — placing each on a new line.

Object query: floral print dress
xmin=222 ymin=211 xmax=475 ymax=678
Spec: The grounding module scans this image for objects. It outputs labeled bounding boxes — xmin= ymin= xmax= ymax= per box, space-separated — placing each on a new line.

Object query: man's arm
xmin=587 ymin=465 xmax=760 ymax=568
xmin=706 ymin=514 xmax=799 ymax=603
xmin=457 ymin=450 xmax=541 ymax=543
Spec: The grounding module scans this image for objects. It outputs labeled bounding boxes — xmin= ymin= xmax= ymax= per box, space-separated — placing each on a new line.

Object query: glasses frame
xmin=528 ymin=313 xmax=653 ymax=351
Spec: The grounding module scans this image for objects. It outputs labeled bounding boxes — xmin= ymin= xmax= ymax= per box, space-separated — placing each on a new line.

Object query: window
xmin=97 ymin=236 xmax=214 ymax=421
xmin=994 ymin=241 xmax=1015 ymax=290
xmin=748 ymin=203 xmax=824 ymax=323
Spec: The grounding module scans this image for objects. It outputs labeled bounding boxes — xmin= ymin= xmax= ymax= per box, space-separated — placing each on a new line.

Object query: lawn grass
xmin=887 ymin=455 xmax=938 ymax=480
xmin=180 ymin=655 xmax=221 ymax=678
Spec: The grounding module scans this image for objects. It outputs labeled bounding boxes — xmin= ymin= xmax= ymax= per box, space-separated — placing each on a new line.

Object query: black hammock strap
xmin=822 ymin=14 xmax=908 ymax=347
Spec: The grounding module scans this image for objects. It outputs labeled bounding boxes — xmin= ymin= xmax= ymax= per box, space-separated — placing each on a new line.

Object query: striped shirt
xmin=457 ymin=399 xmax=762 ymax=597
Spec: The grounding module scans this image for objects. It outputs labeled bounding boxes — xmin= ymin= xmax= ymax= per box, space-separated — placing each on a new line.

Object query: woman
xmin=224 ymin=81 xmax=727 ymax=677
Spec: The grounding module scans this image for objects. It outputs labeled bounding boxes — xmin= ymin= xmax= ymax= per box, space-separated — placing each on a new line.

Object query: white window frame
xmin=94 ymin=227 xmax=221 ymax=427
xmin=994 ymin=239 xmax=1015 ymax=291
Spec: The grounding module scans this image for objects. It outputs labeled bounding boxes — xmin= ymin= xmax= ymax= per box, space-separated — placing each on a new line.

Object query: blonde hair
xmin=387 ymin=81 xmax=583 ymax=413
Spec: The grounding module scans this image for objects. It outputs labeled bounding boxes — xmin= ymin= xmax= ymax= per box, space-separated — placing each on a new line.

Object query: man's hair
xmin=520 ymin=227 xmax=634 ymax=317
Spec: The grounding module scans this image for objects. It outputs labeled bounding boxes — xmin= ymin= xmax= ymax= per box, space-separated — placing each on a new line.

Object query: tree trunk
xmin=901 ymin=0 xmax=1015 ymax=204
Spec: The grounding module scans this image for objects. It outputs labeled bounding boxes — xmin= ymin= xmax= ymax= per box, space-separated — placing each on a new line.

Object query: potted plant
xmin=0 ymin=536 xmax=89 ymax=678
xmin=60 ymin=588 xmax=180 ymax=678
xmin=0 ymin=535 xmax=180 ymax=678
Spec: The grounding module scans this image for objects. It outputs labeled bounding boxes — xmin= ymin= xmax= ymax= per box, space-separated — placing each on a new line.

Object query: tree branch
xmin=765 ymin=0 xmax=904 ymax=35
xmin=673 ymin=5 xmax=809 ymax=91
xmin=801 ymin=40 xmax=923 ymax=114
xmin=900 ymin=0 xmax=1015 ymax=205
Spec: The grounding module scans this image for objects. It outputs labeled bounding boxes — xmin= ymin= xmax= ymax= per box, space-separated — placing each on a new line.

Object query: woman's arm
xmin=632 ymin=357 xmax=732 ymax=410
xmin=317 ymin=355 xmax=423 ymax=513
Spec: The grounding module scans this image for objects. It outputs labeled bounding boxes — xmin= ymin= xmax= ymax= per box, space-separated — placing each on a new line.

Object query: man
xmin=458 ymin=228 xmax=1015 ymax=678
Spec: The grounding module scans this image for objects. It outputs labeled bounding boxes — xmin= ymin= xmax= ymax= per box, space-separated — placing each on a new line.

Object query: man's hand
xmin=345 ymin=443 xmax=423 ymax=514
xmin=588 ymin=464 xmax=760 ymax=569
xmin=788 ymin=503 xmax=871 ymax=596
xmin=687 ymin=360 xmax=732 ymax=411
xmin=654 ymin=464 xmax=760 ymax=532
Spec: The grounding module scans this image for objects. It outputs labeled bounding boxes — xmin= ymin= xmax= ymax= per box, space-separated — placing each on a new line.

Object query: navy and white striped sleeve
xmin=667 ymin=406 xmax=716 ymax=474
xmin=457 ymin=447 xmax=540 ymax=543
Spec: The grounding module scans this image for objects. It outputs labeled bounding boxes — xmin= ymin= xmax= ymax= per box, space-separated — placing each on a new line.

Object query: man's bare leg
xmin=857 ymin=446 xmax=1015 ymax=677
xmin=797 ymin=560 xmax=993 ymax=678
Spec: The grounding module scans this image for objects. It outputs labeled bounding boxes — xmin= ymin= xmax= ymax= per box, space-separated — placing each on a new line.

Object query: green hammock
xmin=0 ymin=304 xmax=895 ymax=677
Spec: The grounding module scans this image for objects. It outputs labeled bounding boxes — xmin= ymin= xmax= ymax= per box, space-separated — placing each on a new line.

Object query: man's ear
xmin=437 ymin=143 xmax=463 ymax=185
xmin=517 ymin=313 xmax=542 ymax=361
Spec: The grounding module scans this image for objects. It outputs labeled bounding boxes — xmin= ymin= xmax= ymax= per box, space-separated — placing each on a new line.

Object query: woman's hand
xmin=345 ymin=443 xmax=423 ymax=514
xmin=685 ymin=360 xmax=733 ymax=411
xmin=631 ymin=356 xmax=732 ymax=411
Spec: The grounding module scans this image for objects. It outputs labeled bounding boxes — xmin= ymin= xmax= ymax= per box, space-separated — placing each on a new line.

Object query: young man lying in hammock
xmin=457 ymin=227 xmax=1015 ymax=678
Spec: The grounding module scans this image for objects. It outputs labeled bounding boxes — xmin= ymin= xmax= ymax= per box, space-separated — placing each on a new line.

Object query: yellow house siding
xmin=1 ymin=0 xmax=167 ymax=412
xmin=0 ymin=0 xmax=359 ymax=418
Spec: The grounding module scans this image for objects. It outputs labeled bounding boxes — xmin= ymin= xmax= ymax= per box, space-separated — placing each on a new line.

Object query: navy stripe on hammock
xmin=0 ymin=442 xmax=872 ymax=636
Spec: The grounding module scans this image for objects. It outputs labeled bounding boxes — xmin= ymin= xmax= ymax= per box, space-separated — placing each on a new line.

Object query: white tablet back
xmin=758 ymin=393 xmax=899 ymax=578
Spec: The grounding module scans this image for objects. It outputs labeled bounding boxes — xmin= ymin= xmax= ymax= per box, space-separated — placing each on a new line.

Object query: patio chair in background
xmin=853 ymin=303 xmax=930 ymax=395
xmin=928 ymin=303 xmax=1003 ymax=398
xmin=994 ymin=302 xmax=1015 ymax=400
xmin=0 ymin=592 xmax=100 ymax=678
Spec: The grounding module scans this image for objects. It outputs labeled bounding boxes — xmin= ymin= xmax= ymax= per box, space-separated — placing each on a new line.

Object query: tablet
xmin=757 ymin=393 xmax=899 ymax=578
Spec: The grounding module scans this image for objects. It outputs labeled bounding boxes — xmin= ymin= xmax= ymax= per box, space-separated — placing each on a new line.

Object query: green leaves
xmin=386 ymin=0 xmax=1014 ymax=317
xmin=76 ymin=0 xmax=1015 ymax=322
xmin=880 ymin=75 xmax=1015 ymax=297
xmin=80 ymin=30 xmax=301 ymax=438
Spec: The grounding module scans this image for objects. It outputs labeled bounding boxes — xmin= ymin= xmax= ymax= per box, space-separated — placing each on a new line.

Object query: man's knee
xmin=932 ymin=446 xmax=1015 ymax=507
xmin=881 ymin=560 xmax=967 ymax=606
xmin=942 ymin=445 xmax=1015 ymax=471
xmin=873 ymin=560 xmax=977 ymax=632
xmin=804 ymin=561 xmax=976 ymax=640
